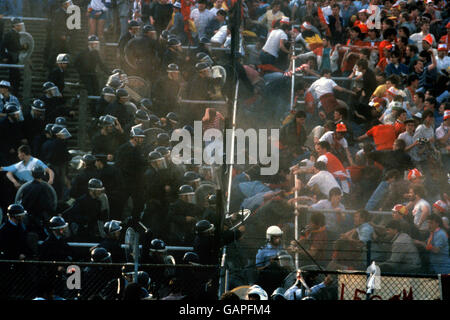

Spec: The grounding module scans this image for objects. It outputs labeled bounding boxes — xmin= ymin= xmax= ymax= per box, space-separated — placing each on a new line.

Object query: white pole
xmin=226 ymin=80 xmax=240 ymax=213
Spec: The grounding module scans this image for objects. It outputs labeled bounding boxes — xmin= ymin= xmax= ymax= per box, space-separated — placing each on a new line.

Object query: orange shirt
xmin=366 ymin=124 xmax=397 ymax=151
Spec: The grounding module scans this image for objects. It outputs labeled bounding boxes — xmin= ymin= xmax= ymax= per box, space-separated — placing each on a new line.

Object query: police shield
xmin=19 ymin=31 xmax=34 ymax=64
xmin=224 ymin=209 xmax=252 ymax=231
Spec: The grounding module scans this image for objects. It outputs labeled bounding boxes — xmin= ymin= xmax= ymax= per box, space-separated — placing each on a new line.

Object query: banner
xmin=338 ymin=274 xmax=441 ymax=300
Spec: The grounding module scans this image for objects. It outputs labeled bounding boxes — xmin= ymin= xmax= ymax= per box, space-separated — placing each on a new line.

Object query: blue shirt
xmin=385 ymin=63 xmax=409 ymax=77
xmin=255 ymin=243 xmax=283 ymax=267
xmin=429 ymin=228 xmax=450 ymax=274
xmin=357 ymin=222 xmax=374 ymax=243
xmin=238 ymin=181 xmax=271 ymax=198
xmin=284 ymin=282 xmax=326 ymax=300
xmin=2 ymin=157 xmax=48 ymax=183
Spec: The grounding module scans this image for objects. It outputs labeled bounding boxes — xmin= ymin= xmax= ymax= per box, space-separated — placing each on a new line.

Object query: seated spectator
xmin=340 ymin=209 xmax=374 ymax=243
xmin=378 ymin=220 xmax=422 ymax=273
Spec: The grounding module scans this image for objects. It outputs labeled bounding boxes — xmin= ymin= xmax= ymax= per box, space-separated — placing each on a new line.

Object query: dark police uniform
xmin=1 ymin=27 xmax=22 ymax=95
xmin=74 ymin=48 xmax=109 ymax=96
xmin=114 ymin=141 xmax=147 ymax=221
xmin=48 ymin=67 xmax=66 ymax=94
xmin=0 ymin=219 xmax=31 ymax=260
xmin=69 ymin=167 xmax=99 ymax=200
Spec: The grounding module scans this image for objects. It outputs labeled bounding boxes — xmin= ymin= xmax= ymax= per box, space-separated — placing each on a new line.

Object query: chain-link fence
xmin=223 ymin=267 xmax=443 ymax=300
xmin=0 ymin=260 xmax=219 ymax=300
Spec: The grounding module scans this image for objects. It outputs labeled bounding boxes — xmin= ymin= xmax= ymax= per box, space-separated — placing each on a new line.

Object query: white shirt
xmin=398 ymin=131 xmax=415 ymax=155
xmin=436 ymin=55 xmax=450 ymax=74
xmin=436 ymin=123 xmax=450 ymax=154
xmin=210 ymin=25 xmax=228 ymax=44
xmin=89 ymin=0 xmax=108 ymax=11
xmin=262 ymin=29 xmax=288 ymax=58
xmin=308 ymin=77 xmax=338 ymax=99
xmin=409 ymin=32 xmax=436 ymax=52
xmin=306 ymin=170 xmax=341 ymax=198
xmin=414 ymin=124 xmax=435 ymax=141
xmin=319 ymin=131 xmax=348 ymax=149
xmin=190 ymin=8 xmax=215 ymax=39
xmin=412 ymin=199 xmax=430 ymax=231
xmin=209 ymin=7 xmax=220 ymax=16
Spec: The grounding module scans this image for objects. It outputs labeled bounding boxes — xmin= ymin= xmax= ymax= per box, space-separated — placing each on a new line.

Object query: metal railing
xmin=0 ymin=63 xmax=32 ymax=101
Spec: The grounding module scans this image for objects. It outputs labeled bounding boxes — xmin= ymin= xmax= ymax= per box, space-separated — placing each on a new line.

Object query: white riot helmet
xmin=246 ymin=285 xmax=268 ymax=300
xmin=266 ymin=225 xmax=283 ymax=242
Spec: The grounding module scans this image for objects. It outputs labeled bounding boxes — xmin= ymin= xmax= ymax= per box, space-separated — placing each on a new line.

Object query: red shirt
xmin=366 ymin=124 xmax=397 ymax=151
xmin=318 ymin=152 xmax=346 ymax=175
xmin=394 ymin=120 xmax=405 ymax=137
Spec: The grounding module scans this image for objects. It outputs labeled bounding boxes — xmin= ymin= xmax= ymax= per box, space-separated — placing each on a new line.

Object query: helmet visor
xmin=150 ymin=157 xmax=168 ymax=170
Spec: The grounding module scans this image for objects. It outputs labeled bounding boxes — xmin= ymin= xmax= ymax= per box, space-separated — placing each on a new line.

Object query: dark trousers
xmin=79 ymin=74 xmax=100 ymax=96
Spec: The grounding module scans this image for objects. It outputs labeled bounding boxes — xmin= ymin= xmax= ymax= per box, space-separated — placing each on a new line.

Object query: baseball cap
xmin=422 ymin=34 xmax=433 ymax=46
xmin=407 ymin=168 xmax=423 ymax=181
xmin=392 ymin=204 xmax=408 ymax=215
xmin=438 ymin=43 xmax=448 ymax=51
xmin=335 ymin=122 xmax=347 ymax=132
xmin=433 ymin=200 xmax=448 ymax=213
xmin=444 ymin=110 xmax=450 ymax=120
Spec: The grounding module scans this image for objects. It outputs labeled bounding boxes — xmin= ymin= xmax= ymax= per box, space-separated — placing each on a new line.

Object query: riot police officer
xmin=94 ymin=154 xmax=124 ymax=220
xmin=74 ymin=35 xmax=110 ymax=95
xmin=91 ymin=115 xmax=126 ymax=161
xmin=118 ymin=20 xmax=140 ymax=70
xmin=47 ymin=0 xmax=71 ymax=70
xmin=152 ymin=63 xmax=183 ymax=118
xmin=183 ymin=171 xmax=201 ymax=190
xmin=255 ymin=226 xmax=284 ymax=269
xmin=124 ymin=24 xmax=160 ymax=80
xmin=114 ymin=126 xmax=147 ymax=223
xmin=96 ymin=87 xmax=116 ymax=117
xmin=167 ymin=185 xmax=203 ymax=245
xmin=69 ymin=154 xmax=100 ymax=199
xmin=40 ymin=124 xmax=71 ymax=199
xmin=0 ymin=103 xmax=25 ymax=164
xmin=142 ymin=151 xmax=180 ymax=239
xmin=1 ymin=18 xmax=26 ymax=95
xmin=40 ymin=81 xmax=66 ymax=123
xmin=63 ymin=178 xmax=109 ymax=241
xmin=0 ymin=204 xmax=32 ymax=260
xmin=139 ymin=98 xmax=153 ymax=114
xmin=141 ymin=238 xmax=175 ymax=299
xmin=104 ymin=88 xmax=134 ymax=130
xmin=16 ymin=165 xmax=55 ymax=241
xmin=39 ymin=216 xmax=73 ymax=261
xmin=48 ymin=53 xmax=69 ymax=94
xmin=99 ymin=220 xmax=126 ymax=262
xmin=23 ymin=100 xmax=46 ymax=162
xmin=81 ymin=247 xmax=116 ymax=300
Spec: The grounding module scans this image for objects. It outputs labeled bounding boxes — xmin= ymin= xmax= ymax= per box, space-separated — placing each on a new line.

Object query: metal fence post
xmin=78 ymin=89 xmax=89 ymax=151
xmin=133 ymin=233 xmax=139 ymax=283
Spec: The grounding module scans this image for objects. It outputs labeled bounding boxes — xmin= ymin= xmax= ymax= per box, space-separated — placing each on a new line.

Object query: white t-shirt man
xmin=190 ymin=8 xmax=215 ymax=39
xmin=398 ymin=130 xmax=416 ymax=158
xmin=262 ymin=29 xmax=288 ymax=58
xmin=308 ymin=77 xmax=338 ymax=99
xmin=319 ymin=131 xmax=348 ymax=149
xmin=306 ymin=170 xmax=341 ymax=198
xmin=436 ymin=123 xmax=449 ymax=154
xmin=412 ymin=199 xmax=431 ymax=231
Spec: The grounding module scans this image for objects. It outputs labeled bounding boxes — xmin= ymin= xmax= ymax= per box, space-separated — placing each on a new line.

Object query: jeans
xmin=259 ymin=51 xmax=276 ymax=65
xmin=13 ymin=0 xmax=22 ymax=16
xmin=365 ymin=180 xmax=389 ymax=211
